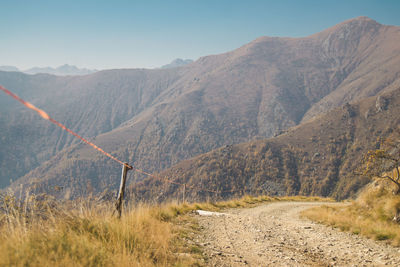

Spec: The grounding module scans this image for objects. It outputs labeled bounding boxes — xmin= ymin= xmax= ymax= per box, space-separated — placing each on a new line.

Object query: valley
xmin=2 ymin=17 xmax=400 ymax=200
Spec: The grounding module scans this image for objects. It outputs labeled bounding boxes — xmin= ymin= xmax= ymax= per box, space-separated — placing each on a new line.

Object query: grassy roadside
xmin=0 ymin=194 xmax=331 ymax=266
xmin=0 ymin=195 xmax=202 ymax=267
xmin=302 ymin=180 xmax=400 ymax=246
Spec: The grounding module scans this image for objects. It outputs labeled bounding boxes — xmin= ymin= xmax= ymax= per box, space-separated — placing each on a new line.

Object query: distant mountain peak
xmin=160 ymin=58 xmax=193 ymax=69
xmin=315 ymin=16 xmax=382 ymax=37
xmin=23 ymin=65 xmax=97 ymax=76
xmin=350 ymin=16 xmax=376 ymax=22
xmin=0 ymin=65 xmax=19 ymax=72
xmin=0 ymin=64 xmax=98 ymax=76
xmin=337 ymin=16 xmax=381 ymax=28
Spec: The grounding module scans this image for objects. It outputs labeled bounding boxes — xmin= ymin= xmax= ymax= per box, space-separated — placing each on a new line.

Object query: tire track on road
xmin=196 ymin=202 xmax=400 ymax=266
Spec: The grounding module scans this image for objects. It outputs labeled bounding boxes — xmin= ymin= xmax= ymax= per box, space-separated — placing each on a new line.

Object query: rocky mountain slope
xmin=0 ymin=68 xmax=183 ymax=188
xmin=131 ymin=87 xmax=400 ymax=201
xmin=2 ymin=17 xmax=400 ymax=198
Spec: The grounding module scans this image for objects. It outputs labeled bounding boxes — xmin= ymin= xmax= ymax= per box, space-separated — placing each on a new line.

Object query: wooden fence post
xmin=115 ymin=163 xmax=131 ymax=218
xmin=182 ymin=183 xmax=186 ymax=203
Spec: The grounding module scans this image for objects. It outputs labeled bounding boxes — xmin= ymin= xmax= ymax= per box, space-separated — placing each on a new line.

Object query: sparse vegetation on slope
xmin=131 ymin=88 xmax=400 ymax=202
xmin=361 ymin=137 xmax=400 ymax=194
xmin=302 ymin=180 xmax=400 ymax=246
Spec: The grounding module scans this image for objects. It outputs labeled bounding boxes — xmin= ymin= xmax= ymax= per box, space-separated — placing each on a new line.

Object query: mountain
xmin=0 ymin=64 xmax=97 ymax=76
xmin=131 ymin=87 xmax=400 ymax=202
xmin=0 ymin=66 xmax=19 ymax=72
xmin=161 ymin=58 xmax=194 ymax=69
xmin=0 ymin=68 xmax=183 ymax=189
xmin=23 ymin=64 xmax=97 ymax=76
xmin=2 ymin=17 xmax=400 ymax=199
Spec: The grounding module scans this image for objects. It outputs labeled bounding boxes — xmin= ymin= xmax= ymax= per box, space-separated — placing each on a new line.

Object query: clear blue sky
xmin=1 ymin=0 xmax=399 ymax=70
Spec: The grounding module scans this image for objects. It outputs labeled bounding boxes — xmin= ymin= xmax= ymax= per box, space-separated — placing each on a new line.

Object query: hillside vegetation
xmin=131 ymin=87 xmax=400 ymax=202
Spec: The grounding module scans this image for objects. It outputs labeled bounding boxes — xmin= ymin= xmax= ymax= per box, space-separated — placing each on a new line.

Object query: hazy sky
xmin=1 ymin=0 xmax=399 ymax=70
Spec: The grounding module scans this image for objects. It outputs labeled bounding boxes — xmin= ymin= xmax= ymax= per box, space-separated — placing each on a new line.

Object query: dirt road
xmin=196 ymin=202 xmax=400 ymax=266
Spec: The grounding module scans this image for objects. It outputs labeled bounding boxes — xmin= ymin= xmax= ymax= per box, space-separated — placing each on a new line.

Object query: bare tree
xmin=363 ymin=137 xmax=400 ymax=195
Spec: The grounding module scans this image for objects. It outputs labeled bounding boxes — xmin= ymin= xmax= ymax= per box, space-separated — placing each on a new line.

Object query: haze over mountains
xmin=0 ymin=64 xmax=97 ymax=76
xmin=0 ymin=58 xmax=194 ymax=76
xmin=1 ymin=17 xmax=400 ymax=200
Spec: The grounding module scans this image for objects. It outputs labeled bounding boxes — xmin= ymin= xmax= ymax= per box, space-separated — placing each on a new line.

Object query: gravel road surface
xmin=196 ymin=202 xmax=400 ymax=266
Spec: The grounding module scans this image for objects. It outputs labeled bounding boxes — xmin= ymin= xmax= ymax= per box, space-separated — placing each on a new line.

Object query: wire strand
xmin=0 ymin=85 xmax=242 ymax=195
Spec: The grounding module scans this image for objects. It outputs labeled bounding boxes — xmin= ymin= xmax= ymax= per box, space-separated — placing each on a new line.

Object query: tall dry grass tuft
xmin=0 ymin=193 xmax=200 ymax=267
xmin=302 ymin=179 xmax=400 ymax=246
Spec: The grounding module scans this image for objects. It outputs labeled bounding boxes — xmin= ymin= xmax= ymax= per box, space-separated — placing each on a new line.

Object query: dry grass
xmin=0 ymin=194 xmax=202 ymax=267
xmin=302 ymin=180 xmax=400 ymax=246
xmin=0 ymin=193 xmax=331 ymax=266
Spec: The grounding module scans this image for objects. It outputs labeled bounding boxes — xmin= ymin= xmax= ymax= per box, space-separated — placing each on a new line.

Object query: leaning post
xmin=182 ymin=183 xmax=186 ymax=203
xmin=115 ymin=163 xmax=132 ymax=218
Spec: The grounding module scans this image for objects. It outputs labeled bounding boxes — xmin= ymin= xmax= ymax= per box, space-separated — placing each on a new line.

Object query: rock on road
xmin=195 ymin=202 xmax=400 ymax=266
